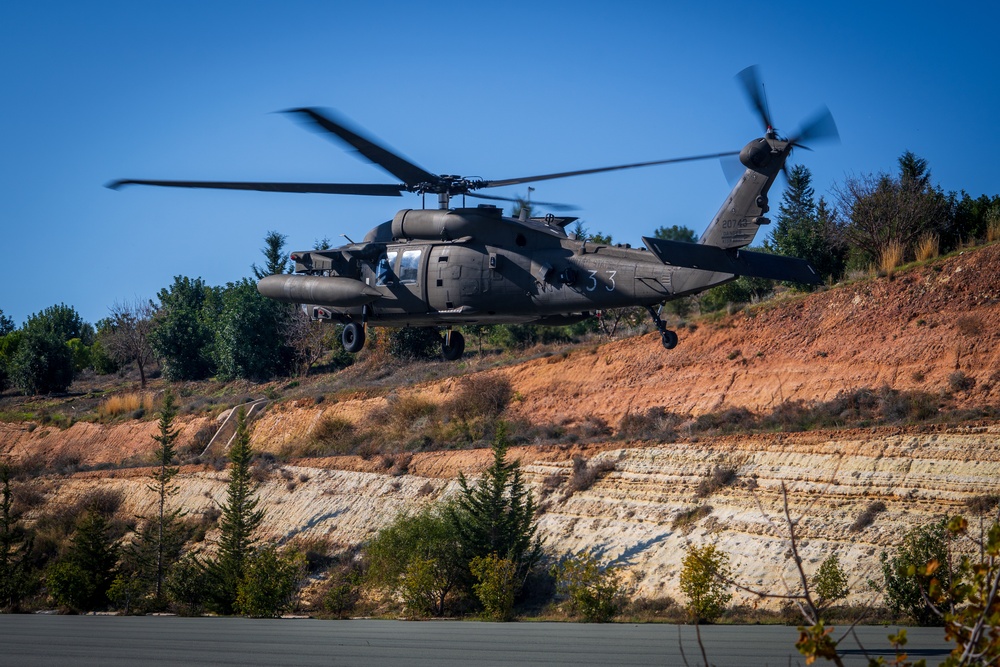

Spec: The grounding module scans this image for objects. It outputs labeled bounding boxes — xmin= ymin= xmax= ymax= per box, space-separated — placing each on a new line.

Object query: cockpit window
xmin=377 ymin=250 xmax=398 ymax=286
xmin=399 ymin=249 xmax=421 ymax=284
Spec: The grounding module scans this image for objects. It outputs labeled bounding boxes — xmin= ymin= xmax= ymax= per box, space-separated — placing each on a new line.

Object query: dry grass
xmin=988 ymin=213 xmax=1000 ymax=243
xmin=98 ymin=392 xmax=154 ymax=418
xmin=878 ymin=239 xmax=905 ymax=276
xmin=915 ymin=233 xmax=939 ymax=262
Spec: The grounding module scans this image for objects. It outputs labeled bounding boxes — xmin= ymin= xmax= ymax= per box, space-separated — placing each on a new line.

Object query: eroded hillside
xmin=3 ymin=244 xmax=1000 ymax=608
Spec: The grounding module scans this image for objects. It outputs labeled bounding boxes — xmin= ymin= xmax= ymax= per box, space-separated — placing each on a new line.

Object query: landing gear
xmin=646 ymin=305 xmax=678 ymax=350
xmin=661 ymin=329 xmax=678 ymax=350
xmin=342 ymin=321 xmax=365 ymax=354
xmin=442 ymin=330 xmax=465 ymax=361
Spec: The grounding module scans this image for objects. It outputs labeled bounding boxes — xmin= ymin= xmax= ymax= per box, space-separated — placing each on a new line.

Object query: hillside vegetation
xmin=1 ymin=242 xmax=999 ymax=636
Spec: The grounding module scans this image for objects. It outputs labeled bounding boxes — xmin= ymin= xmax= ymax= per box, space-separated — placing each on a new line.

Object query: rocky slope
xmin=4 ymin=244 xmax=1000 ymax=607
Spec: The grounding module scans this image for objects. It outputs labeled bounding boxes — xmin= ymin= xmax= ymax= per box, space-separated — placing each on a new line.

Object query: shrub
xmin=876 ymin=518 xmax=956 ymax=626
xmin=948 ymin=371 xmax=976 ymax=392
xmin=679 ymin=543 xmax=732 ymax=623
xmin=553 ymin=551 xmax=628 ymax=622
xmin=364 ymin=504 xmax=464 ymax=617
xmin=445 ymin=374 xmax=513 ymax=421
xmin=565 ymin=456 xmax=616 ymax=497
xmin=616 ymin=407 xmax=683 ymax=442
xmin=470 ymin=553 xmax=518 ymax=621
xmin=695 ymin=465 xmax=738 ymax=498
xmin=387 ymin=327 xmax=441 ymax=360
xmin=851 ymin=500 xmax=887 ymax=532
xmin=955 ymin=315 xmax=983 ymax=338
xmin=235 ymin=546 xmax=304 ymax=618
xmin=964 ymin=494 xmax=1000 ymax=515
xmin=672 ymin=505 xmax=713 ymax=531
xmin=323 ymin=562 xmax=362 ymax=619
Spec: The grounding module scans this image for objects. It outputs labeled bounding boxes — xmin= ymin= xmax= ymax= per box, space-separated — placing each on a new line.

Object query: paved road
xmin=0 ymin=616 xmax=953 ymax=666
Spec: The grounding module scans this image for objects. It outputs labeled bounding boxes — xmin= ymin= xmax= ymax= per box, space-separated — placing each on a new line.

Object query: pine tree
xmin=49 ymin=509 xmax=119 ymax=611
xmin=251 ymin=230 xmax=290 ymax=279
xmin=146 ymin=390 xmax=182 ymax=600
xmin=0 ymin=464 xmax=34 ymax=611
xmin=449 ymin=423 xmax=542 ymax=591
xmin=208 ymin=409 xmax=265 ymax=614
xmin=770 ymin=165 xmax=846 ymax=284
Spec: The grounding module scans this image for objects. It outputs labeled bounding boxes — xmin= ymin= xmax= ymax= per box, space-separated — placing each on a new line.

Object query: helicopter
xmin=109 ymin=66 xmax=837 ymax=361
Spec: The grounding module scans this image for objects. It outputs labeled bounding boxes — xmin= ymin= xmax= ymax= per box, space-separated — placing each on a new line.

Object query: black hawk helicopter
xmin=109 ymin=67 xmax=836 ymax=360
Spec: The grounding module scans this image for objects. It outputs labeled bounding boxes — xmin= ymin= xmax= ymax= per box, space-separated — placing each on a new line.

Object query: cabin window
xmin=399 ymin=249 xmax=421 ymax=284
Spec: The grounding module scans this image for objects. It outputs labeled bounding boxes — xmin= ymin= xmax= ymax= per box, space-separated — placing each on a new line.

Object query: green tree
xmin=48 ymin=510 xmax=120 ymax=611
xmin=235 ymin=545 xmax=303 ymax=617
xmin=252 ymin=230 xmax=290 ymax=279
xmin=878 ymin=518 xmax=957 ymax=626
xmin=834 ymin=152 xmax=950 ymax=267
xmin=589 ymin=231 xmax=613 ymax=245
xmin=813 ymin=553 xmax=849 ymax=605
xmin=150 ymin=276 xmax=218 ymax=381
xmin=24 ymin=303 xmax=90 ymax=344
xmin=653 ymin=224 xmax=697 ymax=243
xmin=0 ymin=309 xmax=14 ymax=336
xmin=10 ymin=328 xmax=74 ymax=395
xmin=206 ymin=410 xmax=265 ymax=614
xmin=553 ymin=550 xmax=628 ymax=622
xmin=448 ymin=423 xmax=542 ymax=595
xmin=214 ymin=279 xmax=294 ymax=382
xmin=470 ymin=553 xmax=518 ymax=621
xmin=364 ymin=504 xmax=464 ymax=616
xmin=0 ymin=464 xmax=35 ymax=611
xmin=679 ymin=543 xmax=732 ymax=623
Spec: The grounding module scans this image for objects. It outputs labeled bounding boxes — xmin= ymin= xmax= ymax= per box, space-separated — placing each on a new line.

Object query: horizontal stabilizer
xmin=641 ymin=237 xmax=821 ymax=285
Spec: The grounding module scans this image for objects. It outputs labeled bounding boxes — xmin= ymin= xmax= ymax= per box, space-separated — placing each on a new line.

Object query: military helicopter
xmin=109 ymin=66 xmax=836 ymax=360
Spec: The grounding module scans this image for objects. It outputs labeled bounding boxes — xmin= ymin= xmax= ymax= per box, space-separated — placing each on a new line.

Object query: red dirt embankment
xmin=2 ymin=244 xmax=998 ymax=468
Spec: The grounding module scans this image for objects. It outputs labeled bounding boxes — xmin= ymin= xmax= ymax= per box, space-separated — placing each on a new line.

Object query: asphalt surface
xmin=0 ymin=616 xmax=954 ymax=666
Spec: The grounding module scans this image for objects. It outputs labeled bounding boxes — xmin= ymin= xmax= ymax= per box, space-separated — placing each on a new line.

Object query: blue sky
xmin=2 ymin=1 xmax=998 ymax=326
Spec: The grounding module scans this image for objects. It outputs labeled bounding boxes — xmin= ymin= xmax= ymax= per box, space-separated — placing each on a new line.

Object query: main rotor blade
xmin=106 ymin=179 xmax=405 ymax=196
xmin=466 ymin=191 xmax=578 ymax=212
xmin=736 ymin=65 xmax=773 ymax=132
xmin=789 ymin=106 xmax=839 ymax=146
xmin=482 ymin=151 xmax=740 ymax=189
xmin=283 ymin=107 xmax=439 ymax=187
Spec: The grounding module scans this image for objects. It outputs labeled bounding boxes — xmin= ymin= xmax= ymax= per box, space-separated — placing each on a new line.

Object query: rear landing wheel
xmin=661 ymin=330 xmax=678 ymax=350
xmin=442 ymin=330 xmax=465 ymax=361
xmin=342 ymin=322 xmax=365 ymax=354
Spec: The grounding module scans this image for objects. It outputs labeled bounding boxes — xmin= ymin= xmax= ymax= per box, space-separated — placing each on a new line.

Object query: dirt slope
xmin=4 ymin=244 xmax=1000 ymax=609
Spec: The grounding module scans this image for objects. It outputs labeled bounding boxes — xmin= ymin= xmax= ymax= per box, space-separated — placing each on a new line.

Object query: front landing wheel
xmin=342 ymin=322 xmax=365 ymax=354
